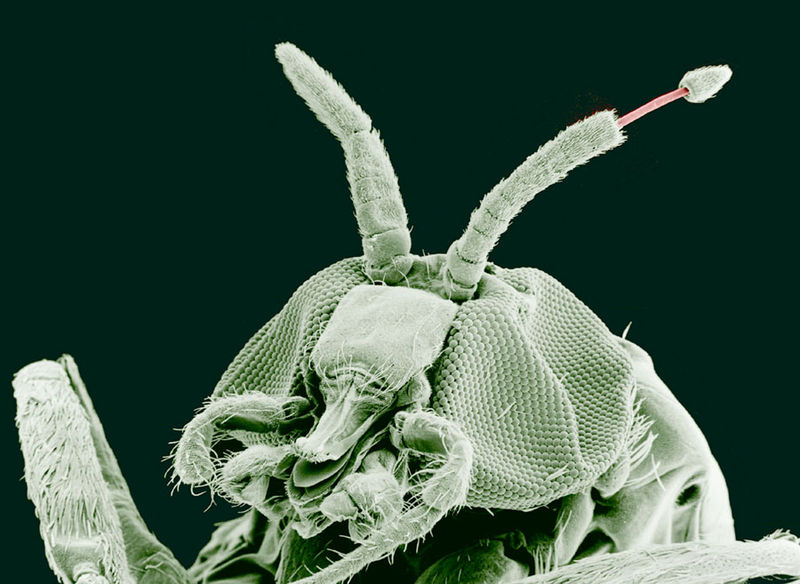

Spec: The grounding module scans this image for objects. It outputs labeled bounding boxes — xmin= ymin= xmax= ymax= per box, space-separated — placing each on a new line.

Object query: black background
xmin=4 ymin=3 xmax=797 ymax=582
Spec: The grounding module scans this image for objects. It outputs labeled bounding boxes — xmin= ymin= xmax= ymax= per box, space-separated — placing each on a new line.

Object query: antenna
xmin=443 ymin=64 xmax=733 ymax=301
xmin=617 ymin=65 xmax=732 ymax=128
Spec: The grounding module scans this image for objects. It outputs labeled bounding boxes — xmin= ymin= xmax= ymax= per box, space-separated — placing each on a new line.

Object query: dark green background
xmin=5 ymin=4 xmax=797 ymax=582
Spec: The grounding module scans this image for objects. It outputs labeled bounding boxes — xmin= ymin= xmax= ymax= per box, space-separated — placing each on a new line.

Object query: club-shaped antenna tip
xmin=679 ymin=65 xmax=733 ymax=103
xmin=275 ymin=42 xmax=299 ymax=61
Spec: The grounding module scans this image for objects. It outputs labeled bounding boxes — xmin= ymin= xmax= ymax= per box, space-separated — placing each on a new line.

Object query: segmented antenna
xmin=275 ymin=43 xmax=413 ymax=284
xmin=444 ymin=65 xmax=732 ymax=301
xmin=618 ymin=65 xmax=732 ymax=127
xmin=444 ymin=111 xmax=626 ymax=300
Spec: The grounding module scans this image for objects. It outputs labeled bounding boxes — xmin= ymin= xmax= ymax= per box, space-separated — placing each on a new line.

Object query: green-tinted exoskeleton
xmin=13 ymin=43 xmax=800 ymax=584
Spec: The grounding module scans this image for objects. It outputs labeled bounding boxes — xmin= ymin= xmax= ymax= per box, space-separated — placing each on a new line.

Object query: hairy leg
xmin=14 ymin=356 xmax=189 ymax=584
xmin=172 ymin=392 xmax=310 ymax=488
xmin=391 ymin=410 xmax=472 ymax=510
xmin=219 ymin=443 xmax=294 ymax=512
xmin=509 ymin=533 xmax=800 ymax=584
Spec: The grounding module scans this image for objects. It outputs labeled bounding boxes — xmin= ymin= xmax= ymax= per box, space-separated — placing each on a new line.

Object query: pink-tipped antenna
xmin=617 ymin=65 xmax=732 ymax=128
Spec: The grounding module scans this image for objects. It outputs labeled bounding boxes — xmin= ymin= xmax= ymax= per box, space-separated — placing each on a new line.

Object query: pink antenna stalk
xmin=616 ymin=65 xmax=733 ymax=128
xmin=617 ymin=87 xmax=688 ymax=128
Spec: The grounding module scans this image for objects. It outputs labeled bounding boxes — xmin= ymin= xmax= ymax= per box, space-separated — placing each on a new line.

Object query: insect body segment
xmin=15 ymin=41 xmax=798 ymax=584
xmin=168 ymin=44 xmax=737 ymax=583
